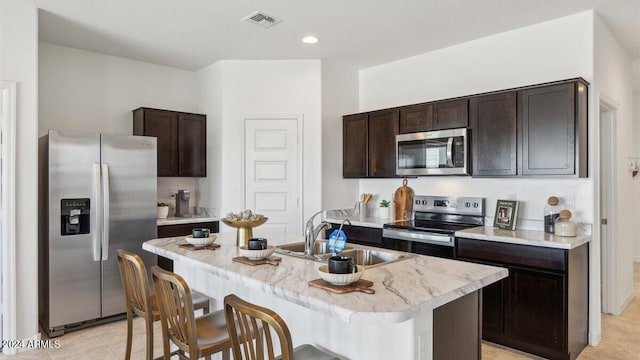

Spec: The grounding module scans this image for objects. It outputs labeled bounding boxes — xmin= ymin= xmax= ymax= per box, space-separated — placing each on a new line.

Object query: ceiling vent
xmin=242 ymin=11 xmax=281 ymax=28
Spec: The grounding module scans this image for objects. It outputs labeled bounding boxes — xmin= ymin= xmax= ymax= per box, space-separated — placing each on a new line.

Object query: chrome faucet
xmin=304 ymin=210 xmax=332 ymax=256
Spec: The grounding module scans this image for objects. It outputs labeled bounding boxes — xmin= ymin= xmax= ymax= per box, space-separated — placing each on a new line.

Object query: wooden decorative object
xmin=393 ymin=178 xmax=414 ymax=221
xmin=308 ymin=279 xmax=375 ymax=294
xmin=232 ymin=256 xmax=281 ymax=266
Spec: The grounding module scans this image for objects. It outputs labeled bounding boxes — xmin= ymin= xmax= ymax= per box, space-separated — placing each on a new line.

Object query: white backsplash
xmin=358 ymin=177 xmax=593 ymax=231
xmin=157 ymin=177 xmax=199 ymax=215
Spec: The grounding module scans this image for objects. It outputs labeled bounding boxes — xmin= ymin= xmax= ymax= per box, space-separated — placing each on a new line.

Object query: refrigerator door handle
xmin=101 ymin=163 xmax=110 ymax=261
xmin=92 ymin=163 xmax=101 ymax=262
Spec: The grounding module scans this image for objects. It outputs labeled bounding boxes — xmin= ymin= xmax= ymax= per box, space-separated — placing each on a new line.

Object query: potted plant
xmin=157 ymin=202 xmax=170 ymax=219
xmin=378 ymin=199 xmax=390 ymax=219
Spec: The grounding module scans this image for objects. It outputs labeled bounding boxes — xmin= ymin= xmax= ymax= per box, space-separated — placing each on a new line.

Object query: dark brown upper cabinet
xmin=519 ymin=81 xmax=587 ymax=177
xmin=343 ymin=109 xmax=399 ymax=178
xmin=343 ymin=113 xmax=368 ymax=178
xmin=432 ymin=98 xmax=469 ymax=130
xmin=399 ymin=103 xmax=432 ymax=134
xmin=470 ymin=92 xmax=517 ymax=176
xmin=133 ymin=107 xmax=207 ymax=177
xmin=368 ymin=109 xmax=399 ymax=177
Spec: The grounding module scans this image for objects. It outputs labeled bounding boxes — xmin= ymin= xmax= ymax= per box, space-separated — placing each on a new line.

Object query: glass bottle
xmin=544 ymin=196 xmax=561 ymax=233
xmin=554 ymin=209 xmax=577 ymax=237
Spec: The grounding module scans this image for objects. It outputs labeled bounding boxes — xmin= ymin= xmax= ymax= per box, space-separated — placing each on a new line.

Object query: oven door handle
xmin=446 ymin=137 xmax=454 ymax=167
xmin=382 ymin=228 xmax=454 ymax=247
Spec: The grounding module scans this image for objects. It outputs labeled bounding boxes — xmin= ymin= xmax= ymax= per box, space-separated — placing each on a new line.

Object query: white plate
xmin=184 ymin=234 xmax=217 ymax=247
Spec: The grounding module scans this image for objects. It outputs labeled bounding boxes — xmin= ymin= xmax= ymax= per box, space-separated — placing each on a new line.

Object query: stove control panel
xmin=412 ymin=196 xmax=484 ymax=216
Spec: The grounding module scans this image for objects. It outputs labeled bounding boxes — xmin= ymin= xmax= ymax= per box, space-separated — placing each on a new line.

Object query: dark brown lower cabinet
xmin=156 ymin=221 xmax=220 ymax=271
xmin=325 ymin=223 xmax=382 ymax=246
xmin=456 ymin=238 xmax=588 ymax=360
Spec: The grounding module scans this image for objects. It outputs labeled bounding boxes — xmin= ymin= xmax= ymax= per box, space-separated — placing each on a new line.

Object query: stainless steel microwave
xmin=396 ymin=128 xmax=468 ymax=176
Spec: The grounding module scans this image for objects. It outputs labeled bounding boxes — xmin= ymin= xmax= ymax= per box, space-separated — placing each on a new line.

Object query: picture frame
xmin=493 ymin=200 xmax=519 ymax=230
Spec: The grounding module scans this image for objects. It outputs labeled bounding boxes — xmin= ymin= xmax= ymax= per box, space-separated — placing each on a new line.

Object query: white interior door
xmin=245 ymin=117 xmax=301 ymax=236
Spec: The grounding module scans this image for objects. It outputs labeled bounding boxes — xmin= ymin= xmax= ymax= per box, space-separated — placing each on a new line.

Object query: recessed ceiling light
xmin=302 ymin=36 xmax=319 ymax=44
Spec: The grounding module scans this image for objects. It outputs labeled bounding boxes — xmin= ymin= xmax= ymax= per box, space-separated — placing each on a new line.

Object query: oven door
xmin=382 ymin=228 xmax=455 ymax=259
xmin=396 ymin=128 xmax=468 ymax=176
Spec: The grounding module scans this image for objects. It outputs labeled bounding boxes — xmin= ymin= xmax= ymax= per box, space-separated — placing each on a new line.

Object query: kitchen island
xmin=143 ymin=232 xmax=507 ymax=359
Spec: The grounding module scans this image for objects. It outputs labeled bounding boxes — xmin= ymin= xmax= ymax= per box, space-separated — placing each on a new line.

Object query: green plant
xmin=379 ymin=200 xmax=390 ymax=208
xmin=157 ymin=202 xmax=169 ymax=207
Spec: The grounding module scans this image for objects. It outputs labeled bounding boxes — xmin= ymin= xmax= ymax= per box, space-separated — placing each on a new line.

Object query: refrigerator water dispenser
xmin=60 ymin=198 xmax=90 ymax=235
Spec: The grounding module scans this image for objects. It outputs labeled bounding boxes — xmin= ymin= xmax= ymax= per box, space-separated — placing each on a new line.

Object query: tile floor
xmin=2 ymin=264 xmax=639 ymax=359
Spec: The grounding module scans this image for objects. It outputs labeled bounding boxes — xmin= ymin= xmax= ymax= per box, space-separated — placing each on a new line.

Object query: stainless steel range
xmin=382 ymin=195 xmax=484 ymax=259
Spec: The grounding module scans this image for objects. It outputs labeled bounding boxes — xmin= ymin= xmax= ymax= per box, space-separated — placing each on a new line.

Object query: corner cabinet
xmin=519 ymin=81 xmax=587 ymax=177
xmin=456 ymin=239 xmax=589 ymax=360
xmin=133 ymin=107 xmax=207 ymax=177
xmin=343 ymin=109 xmax=399 ymax=178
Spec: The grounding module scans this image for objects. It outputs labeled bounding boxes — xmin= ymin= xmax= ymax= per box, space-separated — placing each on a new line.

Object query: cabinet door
xmin=470 ymin=92 xmax=517 ymax=176
xmin=506 ymin=267 xmax=566 ymax=352
xmin=343 ymin=114 xmax=368 ymax=177
xmin=399 ymin=103 xmax=432 ymax=134
xmin=432 ymin=99 xmax=468 ymax=130
xmin=178 ymin=113 xmax=207 ymax=177
xmin=368 ymin=109 xmax=399 ymax=177
xmin=483 ymin=278 xmax=506 ymax=336
xmin=144 ymin=109 xmax=179 ymax=176
xmin=519 ymin=83 xmax=575 ymax=175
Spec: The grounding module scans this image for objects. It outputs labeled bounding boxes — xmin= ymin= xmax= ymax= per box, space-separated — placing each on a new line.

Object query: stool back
xmin=151 ymin=265 xmax=198 ymax=357
xmin=116 ymin=249 xmax=153 ymax=318
xmin=224 ymin=294 xmax=294 ymax=360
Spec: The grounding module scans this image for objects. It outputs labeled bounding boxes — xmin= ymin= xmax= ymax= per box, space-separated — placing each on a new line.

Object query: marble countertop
xmin=143 ymin=232 xmax=507 ymax=324
xmin=157 ymin=215 xmax=219 ymax=226
xmin=455 ymin=226 xmax=591 ymax=249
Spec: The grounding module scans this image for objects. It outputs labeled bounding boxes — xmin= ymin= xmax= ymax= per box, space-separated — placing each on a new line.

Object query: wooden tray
xmin=308 ymin=279 xmax=375 ymax=294
xmin=232 ymin=256 xmax=282 ymax=266
xmin=178 ymin=243 xmax=221 ymax=251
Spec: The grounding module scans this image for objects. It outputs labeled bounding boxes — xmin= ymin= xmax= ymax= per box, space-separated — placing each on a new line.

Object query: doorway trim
xmin=0 ymin=81 xmax=17 ymax=355
xmin=598 ymin=98 xmax=617 ymax=316
xmin=242 ymin=114 xmax=304 ymax=234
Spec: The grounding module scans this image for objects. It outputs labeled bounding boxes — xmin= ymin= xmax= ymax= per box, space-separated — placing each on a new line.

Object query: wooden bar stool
xmin=151 ymin=265 xmax=233 ymax=360
xmin=117 ymin=249 xmax=211 ymax=360
xmin=224 ymin=294 xmax=340 ymax=360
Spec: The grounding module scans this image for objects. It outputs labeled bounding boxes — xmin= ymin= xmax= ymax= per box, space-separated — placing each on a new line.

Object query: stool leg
xmin=221 ymin=349 xmax=230 ymax=360
xmin=145 ymin=316 xmax=154 ymax=360
xmin=125 ymin=309 xmax=133 ymax=360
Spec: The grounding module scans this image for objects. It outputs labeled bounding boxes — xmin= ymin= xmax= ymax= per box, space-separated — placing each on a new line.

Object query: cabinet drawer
xmin=456 ymin=238 xmax=566 ymax=272
xmin=331 ymin=224 xmax=382 ymax=245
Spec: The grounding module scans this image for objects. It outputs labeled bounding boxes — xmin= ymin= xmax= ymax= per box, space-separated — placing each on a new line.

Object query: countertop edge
xmin=157 ymin=216 xmax=219 ymax=226
xmin=455 ymin=227 xmax=591 ymax=249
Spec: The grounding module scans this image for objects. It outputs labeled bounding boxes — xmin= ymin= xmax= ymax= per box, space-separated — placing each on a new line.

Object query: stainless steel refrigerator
xmin=38 ymin=130 xmax=157 ymax=337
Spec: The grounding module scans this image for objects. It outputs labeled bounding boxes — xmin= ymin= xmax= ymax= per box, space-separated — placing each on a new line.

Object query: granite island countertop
xmin=143 ymin=232 xmax=507 ymax=324
xmin=455 ymin=226 xmax=591 ymax=249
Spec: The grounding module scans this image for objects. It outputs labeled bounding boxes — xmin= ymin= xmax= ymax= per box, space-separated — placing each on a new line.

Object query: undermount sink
xmin=275 ymin=240 xmax=414 ymax=268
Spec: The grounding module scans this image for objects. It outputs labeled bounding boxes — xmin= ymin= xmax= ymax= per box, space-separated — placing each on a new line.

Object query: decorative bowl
xmin=221 ymin=218 xmax=269 ymax=229
xmin=239 ymin=245 xmax=276 ymax=260
xmin=184 ymin=234 xmax=217 ymax=247
xmin=317 ymin=264 xmax=364 ymax=286
xmin=221 ymin=218 xmax=269 ymax=246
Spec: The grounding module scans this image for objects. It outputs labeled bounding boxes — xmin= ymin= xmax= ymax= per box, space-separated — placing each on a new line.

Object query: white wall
xmin=594 ymin=15 xmax=636 ymax=315
xmin=195 ymin=62 xmax=223 ymax=214
xmin=321 ymin=60 xmax=360 ymax=209
xmin=38 ymin=43 xmax=202 ymax=206
xmin=197 ymin=60 xmax=322 ymax=233
xmin=359 ymin=11 xmax=594 ymax=229
xmin=358 ymin=11 xmax=606 ymax=344
xmin=0 ymin=0 xmax=39 ymax=343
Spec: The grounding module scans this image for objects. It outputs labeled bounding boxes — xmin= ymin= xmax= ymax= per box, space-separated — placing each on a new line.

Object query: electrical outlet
xmin=169 ymin=189 xmax=177 ymax=198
